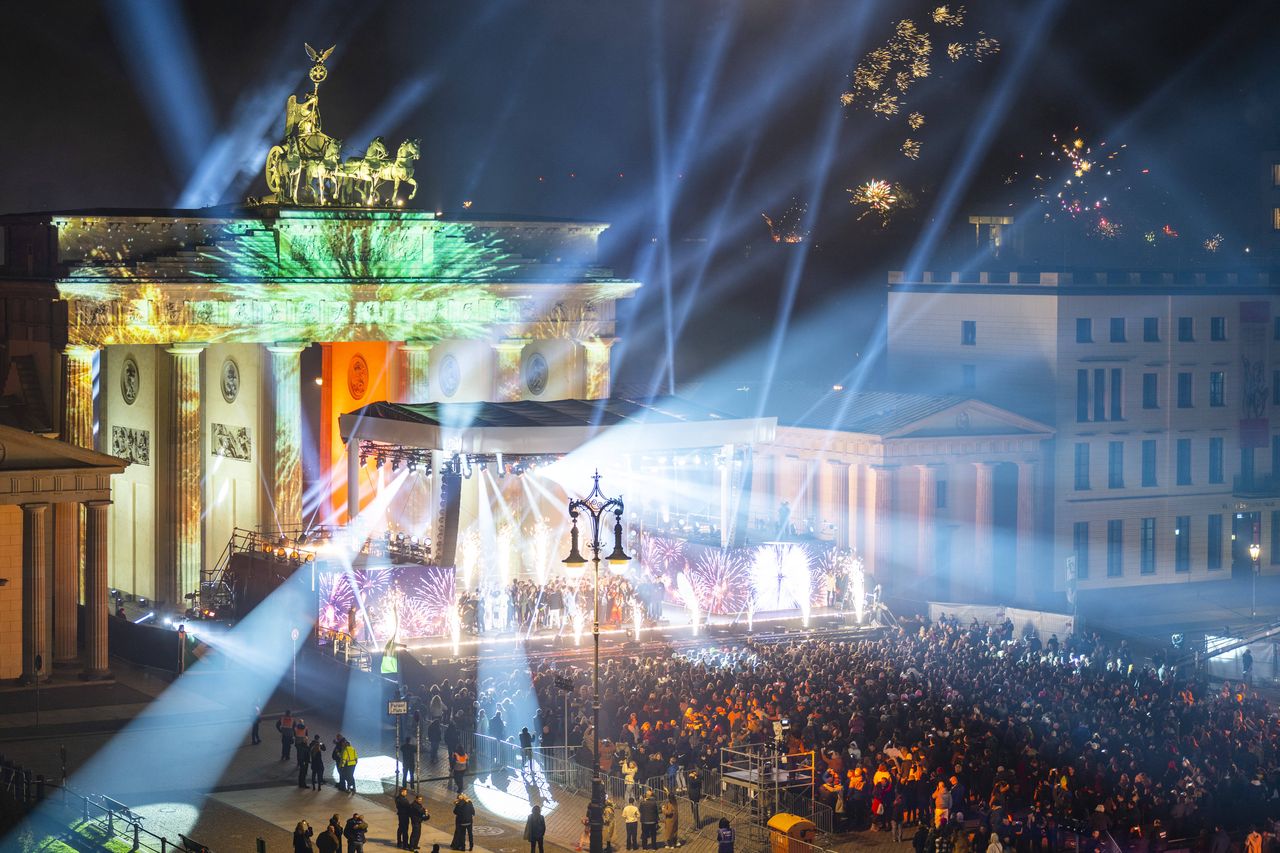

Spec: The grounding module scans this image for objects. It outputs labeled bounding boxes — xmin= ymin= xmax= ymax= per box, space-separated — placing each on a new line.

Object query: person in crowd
xmin=639 ymin=792 xmax=659 ymax=850
xmin=524 ymin=804 xmax=547 ymax=853
xmin=316 ymin=822 xmax=340 ymax=853
xmin=452 ymin=793 xmax=475 ymax=851
xmin=402 ymin=737 xmax=418 ymax=789
xmin=251 ymin=703 xmax=262 ymax=746
xmin=716 ymin=819 xmax=734 ymax=853
xmin=660 ymin=794 xmax=678 ymax=849
xmin=310 ymin=735 xmax=327 ymax=790
xmin=296 ymin=728 xmax=312 ymax=788
xmin=686 ymin=768 xmax=703 ymax=829
xmin=278 ymin=709 xmax=295 ymax=761
xmin=602 ymin=798 xmax=616 ymax=853
xmin=327 ymin=815 xmax=344 ymax=853
xmin=343 ymin=813 xmax=368 ymax=853
xmin=336 ymin=736 xmax=358 ymax=793
xmin=452 ymin=746 xmax=469 ymax=793
xmin=623 ymin=797 xmax=640 ymax=850
xmin=409 ymin=795 xmax=428 ymax=852
xmin=520 ymin=726 xmax=535 ymax=766
xmin=294 ymin=820 xmax=315 ymax=853
xmin=428 ymin=717 xmax=443 ymax=764
xmin=395 ymin=787 xmax=412 ymax=850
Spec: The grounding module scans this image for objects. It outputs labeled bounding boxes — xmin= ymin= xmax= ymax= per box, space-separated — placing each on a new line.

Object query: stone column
xmin=848 ymin=464 xmax=861 ymax=555
xmin=83 ymin=500 xmax=111 ymax=678
xmin=53 ymin=503 xmax=80 ymax=666
xmin=21 ymin=502 xmax=50 ymax=683
xmin=63 ymin=345 xmax=97 ymax=449
xmin=915 ymin=465 xmax=937 ymax=580
xmin=972 ymin=462 xmax=996 ymax=598
xmin=267 ymin=342 xmax=307 ymax=535
xmin=167 ymin=343 xmax=205 ymax=605
xmin=347 ymin=434 xmax=363 ymax=526
xmin=402 ymin=341 xmax=432 ymax=402
xmin=1015 ymin=460 xmax=1037 ymax=604
xmin=864 ymin=465 xmax=895 ymax=581
xmin=828 ymin=462 xmax=850 ymax=548
xmin=720 ymin=444 xmax=735 ymax=548
xmin=491 ymin=341 xmax=525 ymax=402
xmin=582 ymin=338 xmax=616 ymax=400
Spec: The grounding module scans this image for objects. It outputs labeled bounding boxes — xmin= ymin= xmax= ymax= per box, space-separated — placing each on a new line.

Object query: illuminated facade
xmin=888 ymin=269 xmax=1280 ymax=591
xmin=0 ymin=208 xmax=638 ymax=607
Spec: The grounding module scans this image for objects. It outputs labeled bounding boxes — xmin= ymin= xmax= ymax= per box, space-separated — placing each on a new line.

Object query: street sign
xmin=387 ymin=700 xmax=409 ymax=715
xmin=554 ymin=675 xmax=574 ymax=691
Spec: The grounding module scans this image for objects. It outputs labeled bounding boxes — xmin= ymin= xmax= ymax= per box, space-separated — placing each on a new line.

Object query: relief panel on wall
xmin=211 ymin=423 xmax=252 ymax=461
xmin=111 ymin=426 xmax=150 ymax=465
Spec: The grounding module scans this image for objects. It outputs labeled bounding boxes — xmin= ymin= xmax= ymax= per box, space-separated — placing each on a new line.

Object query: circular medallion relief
xmin=120 ymin=357 xmax=140 ymax=406
xmin=348 ymin=354 xmax=370 ymax=400
xmin=525 ymin=352 xmax=549 ymax=396
xmin=439 ymin=354 xmax=461 ymax=398
xmin=955 ymin=409 xmax=971 ymax=431
xmin=220 ymin=358 xmax=241 ymax=404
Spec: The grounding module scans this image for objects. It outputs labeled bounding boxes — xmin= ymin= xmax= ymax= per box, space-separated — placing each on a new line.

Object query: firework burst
xmin=643 ymin=535 xmax=686 ymax=573
xmin=762 ymin=198 xmax=810 ymax=243
xmin=849 ymin=179 xmax=901 ymax=226
xmin=842 ymin=12 xmax=999 ymax=154
xmin=901 ymin=139 xmax=922 ymax=159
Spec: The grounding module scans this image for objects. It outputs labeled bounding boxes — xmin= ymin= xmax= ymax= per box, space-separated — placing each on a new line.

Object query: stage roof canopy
xmin=339 ymin=396 xmax=777 ymax=454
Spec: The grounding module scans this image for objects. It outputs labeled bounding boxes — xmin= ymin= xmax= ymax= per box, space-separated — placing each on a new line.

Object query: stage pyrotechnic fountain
xmin=752 ymin=543 xmax=813 ymax=614
xmin=849 ymin=557 xmax=866 ymax=624
xmin=497 ymin=523 xmax=515 ymax=586
xmin=529 ymin=519 xmax=554 ymax=584
xmin=675 ymin=570 xmax=701 ymax=635
xmin=448 ymin=602 xmax=462 ymax=656
xmin=632 ymin=600 xmax=644 ymax=640
xmin=460 ymin=528 xmax=481 ymax=590
xmin=690 ymin=548 xmax=753 ymax=613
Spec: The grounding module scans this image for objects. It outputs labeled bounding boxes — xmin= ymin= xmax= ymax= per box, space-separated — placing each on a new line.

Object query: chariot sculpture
xmin=261 ymin=44 xmax=419 ymax=208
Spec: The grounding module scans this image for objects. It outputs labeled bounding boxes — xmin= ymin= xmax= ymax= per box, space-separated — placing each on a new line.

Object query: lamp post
xmin=563 ymin=471 xmax=630 ymax=853
xmin=1248 ymin=541 xmax=1261 ymax=619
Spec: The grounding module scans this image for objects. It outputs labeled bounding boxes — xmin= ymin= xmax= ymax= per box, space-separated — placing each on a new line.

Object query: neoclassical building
xmin=0 ymin=207 xmax=638 ymax=607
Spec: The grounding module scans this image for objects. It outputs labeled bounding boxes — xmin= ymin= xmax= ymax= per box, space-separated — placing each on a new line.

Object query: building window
xmin=1074 ymin=443 xmax=1091 ymax=490
xmin=1076 ymin=318 xmax=1092 ymax=343
xmin=1274 ymin=434 xmax=1280 ymax=478
xmin=961 ymin=320 xmax=976 ymax=346
xmin=1210 ymin=316 xmax=1226 ymax=341
xmin=1209 ymin=371 xmax=1226 ymax=407
xmin=1108 ymin=441 xmax=1124 ymax=489
xmin=1141 ymin=440 xmax=1157 ymax=487
xmin=1073 ymin=521 xmax=1090 ymax=580
xmin=1209 ymin=436 xmax=1224 ymax=484
xmin=1175 ymin=516 xmax=1190 ymax=572
xmin=1094 ymin=368 xmax=1106 ymax=420
xmin=1272 ymin=511 xmax=1280 ymax=565
xmin=1274 ymin=207 xmax=1280 ymax=230
xmin=1178 ymin=316 xmax=1194 ymax=342
xmin=936 ymin=479 xmax=948 ymax=509
xmin=1143 ymin=373 xmax=1159 ymax=409
xmin=1207 ymin=514 xmax=1223 ymax=570
xmin=1107 ymin=519 xmax=1123 ymax=577
xmin=1143 ymin=317 xmax=1159 ymax=342
xmin=1273 ymin=370 xmax=1279 ymax=406
xmin=1275 ymin=316 xmax=1280 ymax=340
xmin=1110 ymin=317 xmax=1126 ymax=343
xmin=1140 ymin=518 xmax=1156 ymax=574
xmin=1110 ymin=368 xmax=1123 ymax=420
xmin=1177 ymin=372 xmax=1193 ymax=408
xmin=961 ymin=364 xmax=976 ymax=390
xmin=1176 ymin=438 xmax=1192 ymax=485
xmin=1077 ymin=370 xmax=1090 ymax=422
xmin=1274 ymin=163 xmax=1280 ymax=186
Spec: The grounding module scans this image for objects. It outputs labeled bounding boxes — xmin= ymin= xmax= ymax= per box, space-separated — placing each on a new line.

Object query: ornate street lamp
xmin=1248 ymin=541 xmax=1261 ymax=619
xmin=563 ymin=471 xmax=629 ymax=853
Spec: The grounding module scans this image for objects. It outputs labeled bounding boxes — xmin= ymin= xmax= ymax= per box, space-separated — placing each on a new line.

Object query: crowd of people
xmin=453 ymin=575 xmax=654 ymax=636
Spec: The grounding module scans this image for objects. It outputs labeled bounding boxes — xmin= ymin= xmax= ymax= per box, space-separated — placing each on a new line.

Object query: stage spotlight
xmin=376 ymin=455 xmax=385 ymax=469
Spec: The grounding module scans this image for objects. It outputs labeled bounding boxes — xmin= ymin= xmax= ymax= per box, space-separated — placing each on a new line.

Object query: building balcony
xmin=1233 ymin=474 xmax=1280 ymax=498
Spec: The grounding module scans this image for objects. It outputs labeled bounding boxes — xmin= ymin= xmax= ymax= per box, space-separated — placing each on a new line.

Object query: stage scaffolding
xmin=719 ymin=743 xmax=817 ymax=848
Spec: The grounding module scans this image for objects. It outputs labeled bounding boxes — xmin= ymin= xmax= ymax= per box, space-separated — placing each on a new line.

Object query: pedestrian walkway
xmin=211 ymin=785 xmax=498 ymax=853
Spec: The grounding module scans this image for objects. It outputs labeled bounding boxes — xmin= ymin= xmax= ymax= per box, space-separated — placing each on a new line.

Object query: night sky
xmin=3 ymin=0 xmax=1278 ymax=390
